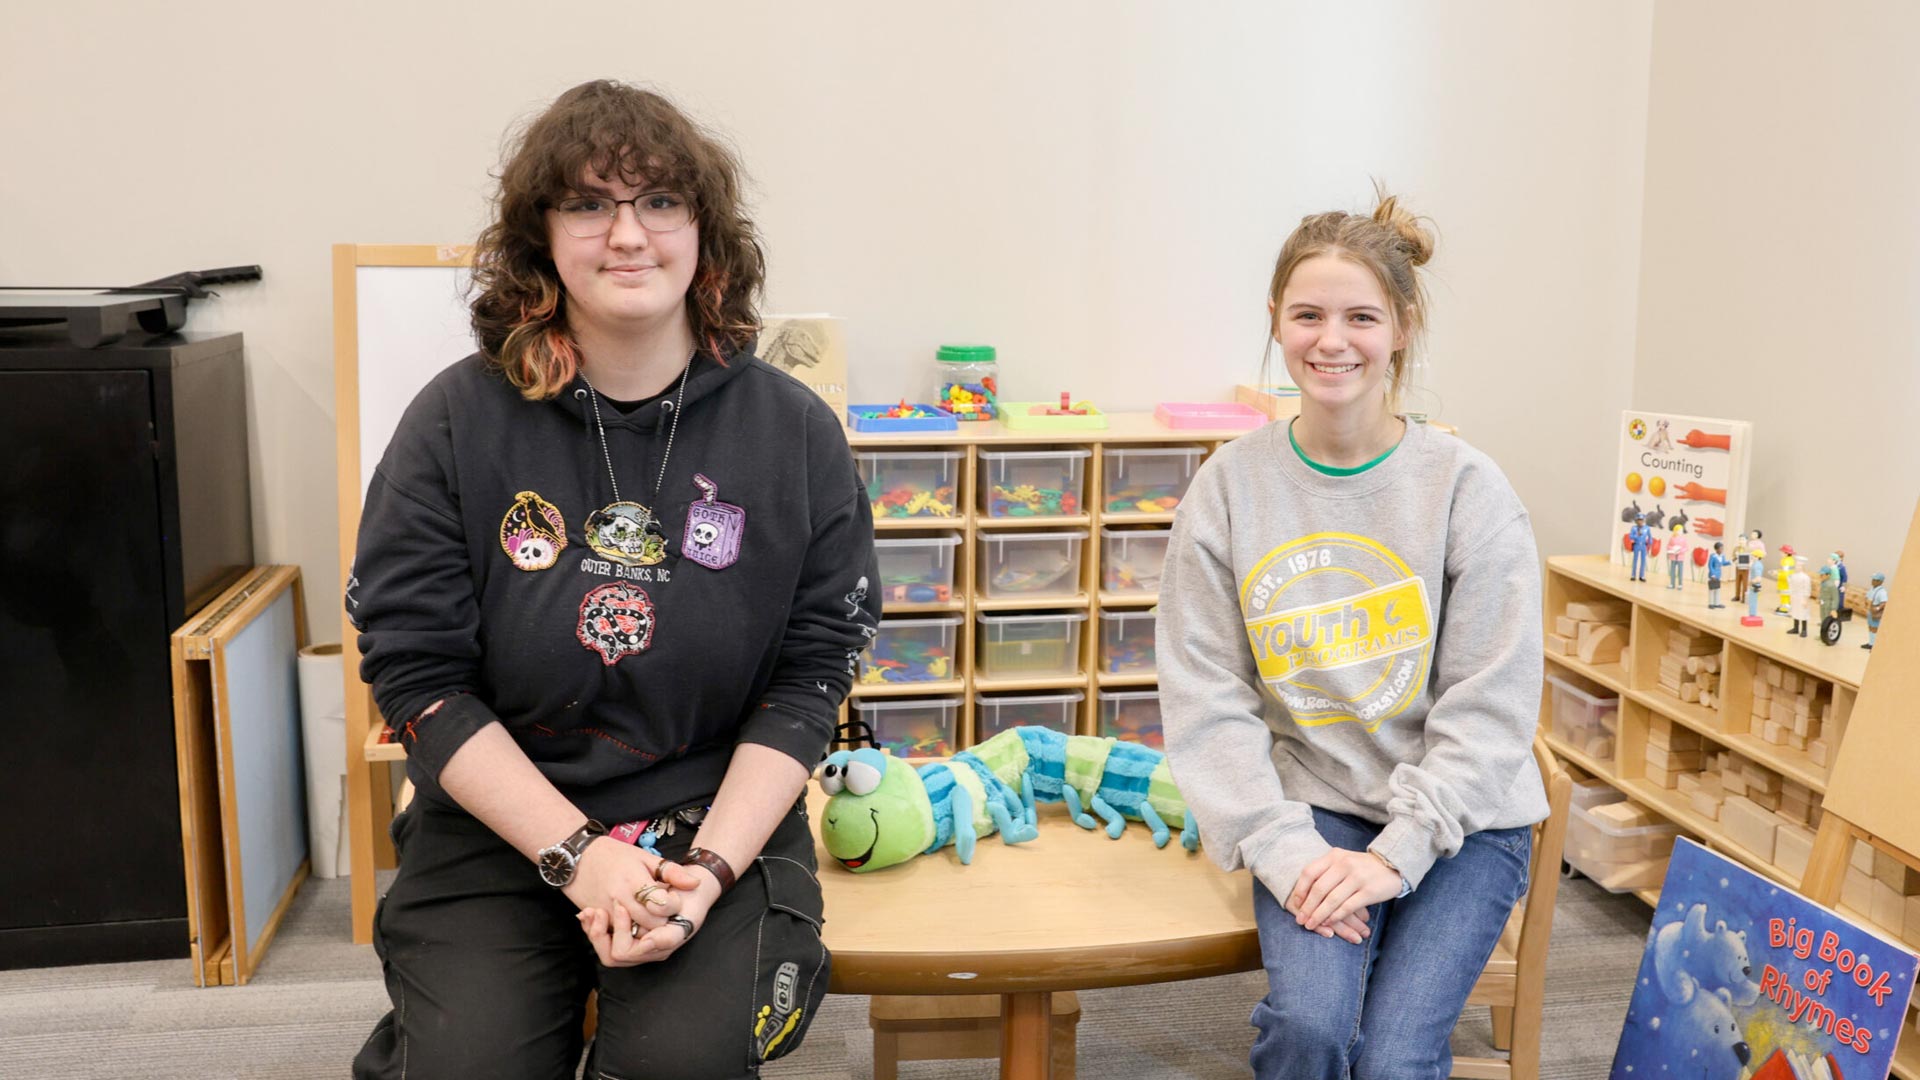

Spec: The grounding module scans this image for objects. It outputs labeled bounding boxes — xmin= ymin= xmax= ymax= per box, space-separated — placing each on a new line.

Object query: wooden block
xmin=1658 ymin=655 xmax=1686 ymax=680
xmin=1782 ymin=669 xmax=1802 ymax=694
xmin=1680 ymin=683 xmax=1702 ymax=704
xmin=1775 ymin=800 xmax=1809 ymax=826
xmin=1565 ymin=599 xmax=1629 ymax=623
xmin=1690 ymin=789 xmax=1723 ymax=820
xmin=1771 ymin=699 xmax=1793 ymax=724
xmin=1576 ymin=624 xmax=1627 ymax=666
xmin=1719 ymin=796 xmax=1778 ymax=861
xmin=1555 ymin=615 xmax=1581 ymax=639
xmin=1774 ymin=824 xmax=1816 ymax=879
xmin=1791 ymin=712 xmax=1821 ymax=738
xmin=1647 ymin=721 xmax=1701 ymax=751
xmin=1752 ymin=677 xmax=1772 ymax=701
xmin=1645 ymin=745 xmax=1702 ymax=772
xmin=1871 ymin=882 xmax=1907 ymax=934
xmin=1782 ymin=780 xmax=1813 ymax=802
xmin=1907 ymin=895 xmax=1920 ymax=947
xmin=1766 ymin=664 xmax=1783 ymax=688
xmin=1747 ymin=786 xmax=1782 ymax=812
xmin=1851 ymin=841 xmax=1876 ymax=874
xmin=1592 ymin=801 xmax=1662 ymax=829
xmin=1699 ymin=691 xmax=1715 ymax=711
xmin=1685 ymin=655 xmax=1722 ymax=676
xmin=1873 ymin=851 xmax=1920 ymax=894
xmin=1697 ymin=773 xmax=1724 ymax=796
xmin=1761 ymin=720 xmax=1787 ymax=745
xmin=1584 ymin=735 xmax=1615 ymax=760
xmin=1742 ymin=766 xmax=1782 ymax=794
xmin=1667 ymin=629 xmax=1719 ymax=656
xmin=1645 ymin=763 xmax=1675 ymax=788
xmin=1722 ymin=771 xmax=1749 ymax=796
xmin=1698 ymin=670 xmax=1718 ymax=692
xmin=1808 ymin=739 xmax=1831 ymax=767
xmin=1676 ymin=772 xmax=1703 ymax=798
xmin=1843 ymin=867 xmax=1874 ymax=914
xmin=1658 ymin=676 xmax=1683 ymax=695
xmin=1547 ymin=632 xmax=1575 ymax=656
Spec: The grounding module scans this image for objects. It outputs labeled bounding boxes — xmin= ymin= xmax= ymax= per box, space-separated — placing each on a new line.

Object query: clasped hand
xmin=565 ymin=839 xmax=716 ymax=967
xmin=1286 ymin=849 xmax=1403 ymax=945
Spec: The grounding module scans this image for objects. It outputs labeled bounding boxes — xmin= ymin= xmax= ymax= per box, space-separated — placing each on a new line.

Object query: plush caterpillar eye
xmin=844 ymin=759 xmax=883 ymax=796
xmin=815 ymin=757 xmax=847 ymax=795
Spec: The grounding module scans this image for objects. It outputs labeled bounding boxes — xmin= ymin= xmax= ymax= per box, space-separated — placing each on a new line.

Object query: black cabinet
xmin=0 ymin=330 xmax=251 ymax=968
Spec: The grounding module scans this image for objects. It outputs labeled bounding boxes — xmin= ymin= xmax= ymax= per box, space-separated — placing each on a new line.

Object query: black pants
xmin=353 ymin=798 xmax=830 ymax=1080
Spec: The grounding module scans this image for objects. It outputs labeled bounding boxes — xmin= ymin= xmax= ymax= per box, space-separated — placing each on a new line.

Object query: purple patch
xmin=682 ymin=473 xmax=745 ymax=570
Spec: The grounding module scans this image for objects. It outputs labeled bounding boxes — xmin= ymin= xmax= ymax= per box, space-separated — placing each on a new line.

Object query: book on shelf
xmin=1610 ymin=410 xmax=1753 ymax=570
xmin=1609 ymin=839 xmax=1917 ymax=1080
xmin=759 ymin=314 xmax=847 ymax=414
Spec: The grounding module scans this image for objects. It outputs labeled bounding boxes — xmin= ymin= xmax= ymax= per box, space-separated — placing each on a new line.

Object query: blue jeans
xmin=1249 ymin=808 xmax=1532 ymax=1080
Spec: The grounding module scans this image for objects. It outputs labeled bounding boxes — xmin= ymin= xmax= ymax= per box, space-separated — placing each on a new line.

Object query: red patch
xmin=576 ymin=580 xmax=656 ymax=665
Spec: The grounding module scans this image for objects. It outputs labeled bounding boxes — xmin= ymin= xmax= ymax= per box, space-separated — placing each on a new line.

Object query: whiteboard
xmin=353 ymin=264 xmax=476 ymax=496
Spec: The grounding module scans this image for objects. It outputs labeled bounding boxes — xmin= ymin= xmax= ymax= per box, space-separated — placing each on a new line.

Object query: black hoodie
xmin=346 ymin=348 xmax=881 ymax=823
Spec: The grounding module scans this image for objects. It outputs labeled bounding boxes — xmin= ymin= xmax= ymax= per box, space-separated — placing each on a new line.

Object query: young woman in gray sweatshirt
xmin=1158 ymin=193 xmax=1547 ymax=1079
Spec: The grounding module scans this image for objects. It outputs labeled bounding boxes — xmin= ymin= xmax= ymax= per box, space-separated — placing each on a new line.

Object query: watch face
xmin=539 ymin=848 xmax=574 ymax=887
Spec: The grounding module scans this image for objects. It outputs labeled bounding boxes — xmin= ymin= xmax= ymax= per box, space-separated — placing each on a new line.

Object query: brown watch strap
xmin=681 ymin=847 xmax=737 ymax=893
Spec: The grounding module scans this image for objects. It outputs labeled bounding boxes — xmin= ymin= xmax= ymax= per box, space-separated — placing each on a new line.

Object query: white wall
xmin=1 ymin=2 xmax=1655 ymax=640
xmin=1633 ymin=1 xmax=1920 ymax=588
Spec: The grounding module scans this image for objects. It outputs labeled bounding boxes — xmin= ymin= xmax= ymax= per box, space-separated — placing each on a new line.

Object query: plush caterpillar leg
xmin=1139 ymin=801 xmax=1172 ymax=849
xmin=1180 ymin=809 xmax=1201 ymax=852
xmin=951 ymin=784 xmax=978 ymax=865
xmin=989 ymin=796 xmax=1037 ymax=845
xmin=1063 ymin=786 xmax=1099 ymax=831
xmin=1021 ymin=775 xmax=1037 ymax=829
xmin=1091 ymin=794 xmax=1126 ymax=839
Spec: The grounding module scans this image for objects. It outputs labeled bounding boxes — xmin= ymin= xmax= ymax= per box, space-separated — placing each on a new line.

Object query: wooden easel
xmin=1797 ymin=498 xmax=1920 ymax=1077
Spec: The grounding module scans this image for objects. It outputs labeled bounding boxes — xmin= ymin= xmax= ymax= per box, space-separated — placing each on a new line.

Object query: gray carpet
xmin=0 ymin=871 xmax=1652 ymax=1078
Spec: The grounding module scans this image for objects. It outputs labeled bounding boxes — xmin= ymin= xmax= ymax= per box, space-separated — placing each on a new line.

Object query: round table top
xmin=810 ymin=788 xmax=1261 ymax=996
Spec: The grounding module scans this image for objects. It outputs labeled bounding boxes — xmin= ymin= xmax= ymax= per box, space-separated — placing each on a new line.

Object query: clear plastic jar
xmin=933 ymin=343 xmax=999 ymax=421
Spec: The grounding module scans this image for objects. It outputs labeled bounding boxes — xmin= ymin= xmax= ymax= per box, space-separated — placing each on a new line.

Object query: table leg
xmin=999 ymin=991 xmax=1052 ymax=1080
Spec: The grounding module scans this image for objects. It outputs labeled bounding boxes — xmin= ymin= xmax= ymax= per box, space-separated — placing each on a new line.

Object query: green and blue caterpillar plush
xmin=814 ymin=726 xmax=1200 ymax=872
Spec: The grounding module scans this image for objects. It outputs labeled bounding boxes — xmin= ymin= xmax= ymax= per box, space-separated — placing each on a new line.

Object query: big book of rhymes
xmin=1610 ymin=840 xmax=1917 ymax=1079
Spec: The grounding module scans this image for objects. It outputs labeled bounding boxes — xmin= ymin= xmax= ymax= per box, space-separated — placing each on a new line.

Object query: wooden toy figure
xmin=1817 ymin=564 xmax=1843 ymax=645
xmin=1775 ymin=544 xmax=1798 ymax=614
xmin=1707 ymin=542 xmax=1729 ymax=609
xmin=1863 ymin=572 xmax=1888 ymax=650
xmin=1833 ymin=550 xmax=1850 ymax=618
xmin=1666 ymin=523 xmax=1690 ymax=590
xmin=1787 ymin=560 xmax=1813 ymax=637
xmin=1743 ymin=548 xmax=1767 ymax=625
xmin=1628 ymin=513 xmax=1654 ymax=582
xmin=1732 ymin=532 xmax=1753 ymax=602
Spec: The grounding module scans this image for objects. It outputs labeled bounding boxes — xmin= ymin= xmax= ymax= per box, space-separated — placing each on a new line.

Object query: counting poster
xmin=1610 ymin=410 xmax=1755 ymax=571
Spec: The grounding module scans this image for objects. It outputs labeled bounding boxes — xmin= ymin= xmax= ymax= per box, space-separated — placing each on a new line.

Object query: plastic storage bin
xmin=979 ymin=448 xmax=1091 ymax=517
xmin=979 ymin=530 xmax=1087 ymax=599
xmin=1102 ymin=446 xmax=1205 ymax=513
xmin=1546 ymin=671 xmax=1620 ymax=758
xmin=976 ymin=691 xmax=1083 ymax=739
xmin=873 ymin=534 xmax=962 ymax=603
xmin=858 ymin=616 xmax=961 ymax=684
xmin=1102 ymin=527 xmax=1171 ymax=595
xmin=1563 ymin=798 xmax=1683 ymax=893
xmin=1099 ymin=689 xmax=1164 ymax=750
xmin=976 ymin=611 xmax=1087 ymax=678
xmin=852 ymin=697 xmax=959 ymax=759
xmin=857 ymin=450 xmax=962 ymax=519
xmin=1100 ymin=610 xmax=1157 ymax=674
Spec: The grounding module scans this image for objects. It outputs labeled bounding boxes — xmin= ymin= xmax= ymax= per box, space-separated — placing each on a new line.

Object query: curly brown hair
xmin=470 ymin=80 xmax=765 ymax=400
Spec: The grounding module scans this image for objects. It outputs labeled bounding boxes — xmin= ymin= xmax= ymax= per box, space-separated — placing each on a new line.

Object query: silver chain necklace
xmin=577 ymin=355 xmax=692 ymax=566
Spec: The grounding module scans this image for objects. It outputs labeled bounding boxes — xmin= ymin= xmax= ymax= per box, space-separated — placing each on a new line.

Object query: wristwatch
xmin=537 ymin=819 xmax=608 ymax=887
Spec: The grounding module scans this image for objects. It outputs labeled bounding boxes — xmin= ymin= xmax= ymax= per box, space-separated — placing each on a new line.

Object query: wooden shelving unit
xmin=1540 ymin=554 xmax=1870 ymax=905
xmin=847 ymin=414 xmax=1252 ymax=745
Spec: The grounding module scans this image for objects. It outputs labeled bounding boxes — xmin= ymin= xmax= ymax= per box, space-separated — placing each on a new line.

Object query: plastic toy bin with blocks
xmin=976 ymin=611 xmax=1086 ymax=678
xmin=857 ymin=616 xmax=961 ymax=684
xmin=1098 ymin=689 xmax=1164 ymax=750
xmin=1564 ymin=795 xmax=1683 ymax=893
xmin=1101 ymin=527 xmax=1171 ymax=595
xmin=979 ymin=448 xmax=1090 ymax=517
xmin=872 ymin=533 xmax=961 ymax=603
xmin=975 ymin=691 xmax=1083 ymax=739
xmin=857 ymin=450 xmax=962 ymax=519
xmin=851 ymin=697 xmax=959 ymax=759
xmin=1546 ymin=671 xmax=1619 ymax=758
xmin=1100 ymin=446 xmax=1205 ymax=513
xmin=979 ymin=530 xmax=1087 ymax=600
xmin=1099 ymin=610 xmax=1157 ymax=674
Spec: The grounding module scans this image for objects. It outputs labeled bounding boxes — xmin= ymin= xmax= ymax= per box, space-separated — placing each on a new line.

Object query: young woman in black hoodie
xmin=350 ymin=80 xmax=878 ymax=1079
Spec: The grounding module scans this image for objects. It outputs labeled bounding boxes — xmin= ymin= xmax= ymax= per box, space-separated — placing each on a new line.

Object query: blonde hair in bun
xmin=1265 ymin=184 xmax=1435 ymax=412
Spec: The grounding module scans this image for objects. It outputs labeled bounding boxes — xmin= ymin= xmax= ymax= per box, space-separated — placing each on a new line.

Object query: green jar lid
xmin=936 ymin=344 xmax=997 ymax=363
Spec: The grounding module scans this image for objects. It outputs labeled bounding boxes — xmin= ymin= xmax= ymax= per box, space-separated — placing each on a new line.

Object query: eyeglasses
xmin=551 ymin=191 xmax=693 ymax=239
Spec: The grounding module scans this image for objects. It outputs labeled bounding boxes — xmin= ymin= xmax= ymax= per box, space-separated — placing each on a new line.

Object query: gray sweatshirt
xmin=1157 ymin=420 xmax=1547 ymax=897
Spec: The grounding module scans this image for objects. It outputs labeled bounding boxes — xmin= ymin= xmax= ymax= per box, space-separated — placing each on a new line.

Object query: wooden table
xmin=811 ymin=789 xmax=1261 ymax=1079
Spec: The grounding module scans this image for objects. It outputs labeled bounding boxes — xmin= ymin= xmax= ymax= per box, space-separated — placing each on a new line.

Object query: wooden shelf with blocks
xmin=1540 ymin=554 xmax=1872 ymax=908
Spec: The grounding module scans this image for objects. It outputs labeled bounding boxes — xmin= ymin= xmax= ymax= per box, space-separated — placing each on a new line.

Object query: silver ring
xmin=667 ymin=915 xmax=695 ymax=941
xmin=629 ymin=922 xmax=642 ymax=939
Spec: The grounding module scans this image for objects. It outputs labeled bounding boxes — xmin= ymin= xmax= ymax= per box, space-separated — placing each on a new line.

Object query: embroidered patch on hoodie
xmin=576 ymin=580 xmax=657 ymax=664
xmin=499 ymin=491 xmax=568 ymax=571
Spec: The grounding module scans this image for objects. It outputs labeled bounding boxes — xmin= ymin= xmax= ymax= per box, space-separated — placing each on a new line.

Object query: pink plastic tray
xmin=1153 ymin=402 xmax=1268 ymax=430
